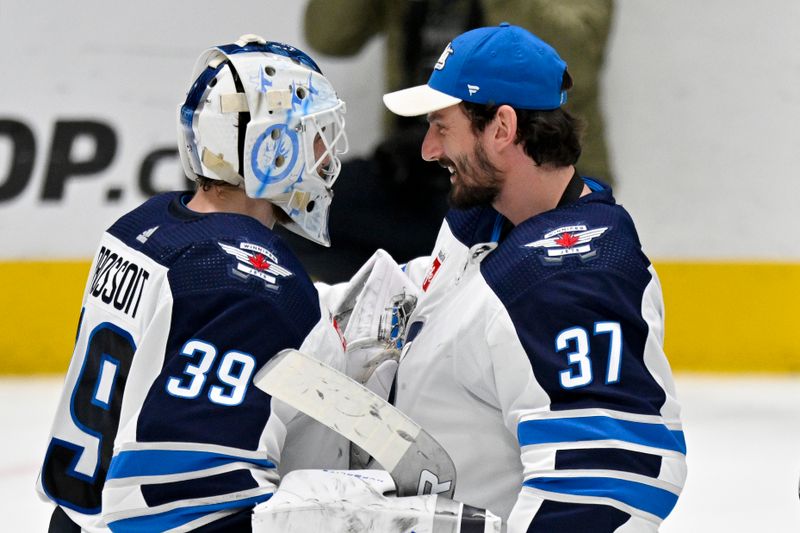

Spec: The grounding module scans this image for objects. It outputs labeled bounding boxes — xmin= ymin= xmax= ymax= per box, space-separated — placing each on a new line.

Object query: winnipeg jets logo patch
xmin=435 ymin=43 xmax=454 ymax=70
xmin=219 ymin=242 xmax=293 ymax=289
xmin=525 ymin=225 xmax=609 ymax=263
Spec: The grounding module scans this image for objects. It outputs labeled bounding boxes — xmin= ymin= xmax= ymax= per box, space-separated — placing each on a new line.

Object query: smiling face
xmin=313 ymin=132 xmax=331 ymax=178
xmin=422 ymin=105 xmax=502 ymax=209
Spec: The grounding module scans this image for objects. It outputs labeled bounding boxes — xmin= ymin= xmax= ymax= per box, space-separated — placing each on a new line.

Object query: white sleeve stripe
xmin=103 ymin=461 xmax=279 ymax=488
xmin=518 ymin=407 xmax=682 ymax=429
xmin=520 ymin=438 xmax=687 ymax=459
xmin=523 ymin=469 xmax=682 ymax=495
xmin=114 ymin=440 xmax=276 ymax=461
xmin=520 ymin=443 xmax=688 ymax=490
xmin=103 ymin=486 xmax=273 ymax=524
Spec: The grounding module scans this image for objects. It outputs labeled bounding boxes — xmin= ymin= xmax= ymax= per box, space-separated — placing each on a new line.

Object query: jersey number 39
xmin=166 ymin=339 xmax=255 ymax=406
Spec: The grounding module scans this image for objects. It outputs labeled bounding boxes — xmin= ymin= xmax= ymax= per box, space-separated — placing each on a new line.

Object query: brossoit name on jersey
xmin=88 ymin=245 xmax=150 ymax=318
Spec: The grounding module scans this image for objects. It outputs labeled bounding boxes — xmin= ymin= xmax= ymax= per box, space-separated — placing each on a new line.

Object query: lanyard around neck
xmin=556 ymin=170 xmax=584 ymax=208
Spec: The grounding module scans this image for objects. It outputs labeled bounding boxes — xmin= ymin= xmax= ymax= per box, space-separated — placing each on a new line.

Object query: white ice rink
xmin=3 ymin=374 xmax=799 ymax=532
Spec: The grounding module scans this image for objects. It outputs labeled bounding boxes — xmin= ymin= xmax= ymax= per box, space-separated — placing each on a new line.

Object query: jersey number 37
xmin=556 ymin=321 xmax=622 ymax=389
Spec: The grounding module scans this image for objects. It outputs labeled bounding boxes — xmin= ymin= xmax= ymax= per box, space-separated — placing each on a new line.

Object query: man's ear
xmin=490 ymin=104 xmax=518 ymax=150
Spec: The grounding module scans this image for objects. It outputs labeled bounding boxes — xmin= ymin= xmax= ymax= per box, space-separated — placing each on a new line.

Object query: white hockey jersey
xmin=37 ymin=192 xmax=347 ymax=532
xmin=398 ymin=180 xmax=687 ymax=532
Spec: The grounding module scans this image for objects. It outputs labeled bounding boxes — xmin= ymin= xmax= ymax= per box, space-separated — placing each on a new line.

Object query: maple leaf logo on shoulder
xmin=554 ymin=232 xmax=580 ymax=248
xmin=219 ymin=241 xmax=293 ymax=289
xmin=525 ymin=225 xmax=610 ymax=263
xmin=248 ymin=253 xmax=271 ymax=271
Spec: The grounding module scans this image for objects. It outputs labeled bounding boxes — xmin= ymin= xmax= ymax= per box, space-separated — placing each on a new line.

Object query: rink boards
xmin=1 ymin=260 xmax=797 ymax=374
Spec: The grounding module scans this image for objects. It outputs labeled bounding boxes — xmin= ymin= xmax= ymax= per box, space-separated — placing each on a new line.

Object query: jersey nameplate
xmin=88 ymin=246 xmax=151 ymax=318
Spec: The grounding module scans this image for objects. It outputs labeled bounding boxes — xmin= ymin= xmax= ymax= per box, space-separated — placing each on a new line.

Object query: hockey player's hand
xmin=348 ymin=350 xmax=398 ymax=469
xmin=347 ymin=346 xmax=399 ymax=399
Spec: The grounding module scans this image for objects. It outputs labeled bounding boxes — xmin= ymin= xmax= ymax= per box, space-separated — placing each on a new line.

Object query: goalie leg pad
xmin=251 ymin=469 xmax=500 ymax=533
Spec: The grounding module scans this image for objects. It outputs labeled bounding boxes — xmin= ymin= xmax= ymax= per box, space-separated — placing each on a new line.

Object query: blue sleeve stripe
xmin=107 ymin=492 xmax=271 ymax=533
xmin=107 ymin=449 xmax=276 ymax=480
xmin=524 ymin=475 xmax=677 ymax=520
xmin=518 ymin=416 xmax=686 ymax=454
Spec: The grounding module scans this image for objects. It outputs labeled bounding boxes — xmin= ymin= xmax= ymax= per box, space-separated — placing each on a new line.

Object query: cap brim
xmin=382 ymin=84 xmax=462 ymax=117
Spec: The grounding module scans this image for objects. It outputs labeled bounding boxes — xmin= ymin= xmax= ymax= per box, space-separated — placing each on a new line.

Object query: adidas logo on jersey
xmin=136 ymin=226 xmax=159 ymax=244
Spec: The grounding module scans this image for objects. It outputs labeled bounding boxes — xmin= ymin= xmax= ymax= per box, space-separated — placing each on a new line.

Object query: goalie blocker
xmin=252 ymin=469 xmax=500 ymax=533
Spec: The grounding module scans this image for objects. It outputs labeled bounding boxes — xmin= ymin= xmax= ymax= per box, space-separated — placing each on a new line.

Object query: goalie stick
xmin=254 ymin=348 xmax=456 ymax=498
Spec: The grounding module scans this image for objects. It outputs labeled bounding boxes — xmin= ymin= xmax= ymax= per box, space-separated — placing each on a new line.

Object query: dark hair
xmin=194 ymin=175 xmax=239 ymax=192
xmin=193 ymin=175 xmax=291 ymax=225
xmin=459 ymin=72 xmax=583 ymax=167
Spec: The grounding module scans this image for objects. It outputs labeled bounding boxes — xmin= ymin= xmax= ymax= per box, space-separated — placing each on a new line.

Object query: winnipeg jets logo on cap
xmin=525 ymin=225 xmax=609 ymax=262
xmin=435 ymin=43 xmax=454 ymax=70
xmin=219 ymin=241 xmax=293 ymax=289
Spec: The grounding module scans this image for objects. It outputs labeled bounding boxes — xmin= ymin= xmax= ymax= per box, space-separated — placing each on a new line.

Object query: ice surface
xmin=3 ymin=374 xmax=798 ymax=531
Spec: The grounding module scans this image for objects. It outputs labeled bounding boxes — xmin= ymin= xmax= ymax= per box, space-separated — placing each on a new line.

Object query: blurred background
xmin=1 ymin=0 xmax=798 ymax=530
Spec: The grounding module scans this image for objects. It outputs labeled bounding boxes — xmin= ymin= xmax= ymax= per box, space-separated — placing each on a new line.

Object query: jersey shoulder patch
xmin=482 ymin=196 xmax=651 ymax=300
xmin=523 ymin=224 xmax=610 ymax=263
xmin=217 ymin=240 xmax=294 ymax=290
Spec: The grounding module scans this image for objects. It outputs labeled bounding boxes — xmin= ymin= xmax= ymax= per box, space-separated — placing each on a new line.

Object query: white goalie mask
xmin=178 ymin=35 xmax=348 ymax=246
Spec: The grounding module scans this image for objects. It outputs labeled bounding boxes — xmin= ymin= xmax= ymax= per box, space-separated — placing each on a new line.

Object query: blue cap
xmin=383 ymin=23 xmax=568 ymax=116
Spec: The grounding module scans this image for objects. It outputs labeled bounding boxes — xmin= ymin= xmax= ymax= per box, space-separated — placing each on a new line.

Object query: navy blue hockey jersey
xmin=37 ymin=192 xmax=347 ymax=532
xmin=398 ymin=180 xmax=686 ymax=532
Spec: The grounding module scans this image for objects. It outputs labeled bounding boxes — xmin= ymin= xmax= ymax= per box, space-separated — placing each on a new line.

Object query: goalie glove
xmin=334 ymin=249 xmax=418 ymax=398
xmin=328 ymin=250 xmax=418 ymax=469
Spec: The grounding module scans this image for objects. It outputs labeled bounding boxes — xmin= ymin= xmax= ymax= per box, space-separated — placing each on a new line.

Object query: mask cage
xmin=300 ymin=101 xmax=348 ymax=187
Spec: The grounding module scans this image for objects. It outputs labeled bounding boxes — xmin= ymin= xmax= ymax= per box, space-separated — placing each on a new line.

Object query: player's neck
xmin=186 ymin=186 xmax=277 ymax=228
xmin=494 ymin=164 xmax=587 ymax=225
